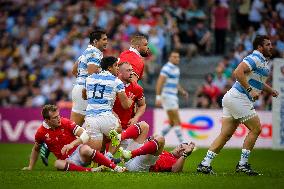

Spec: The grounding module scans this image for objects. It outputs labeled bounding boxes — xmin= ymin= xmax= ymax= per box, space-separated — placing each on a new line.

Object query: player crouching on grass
xmin=22 ymin=104 xmax=126 ymax=172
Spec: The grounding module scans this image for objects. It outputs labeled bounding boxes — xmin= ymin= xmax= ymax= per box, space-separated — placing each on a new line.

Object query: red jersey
xmin=149 ymin=151 xmax=177 ymax=172
xmin=113 ymin=82 xmax=144 ymax=129
xmin=118 ymin=49 xmax=144 ymax=80
xmin=35 ymin=118 xmax=79 ymax=160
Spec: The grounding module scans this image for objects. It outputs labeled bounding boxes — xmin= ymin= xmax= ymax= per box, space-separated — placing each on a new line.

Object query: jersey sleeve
xmin=135 ymin=85 xmax=144 ymax=101
xmin=243 ymin=55 xmax=257 ymax=71
xmin=115 ymin=78 xmax=125 ymax=93
xmin=160 ymin=65 xmax=170 ymax=78
xmin=34 ymin=129 xmax=44 ymax=144
xmin=87 ymin=52 xmax=101 ymax=67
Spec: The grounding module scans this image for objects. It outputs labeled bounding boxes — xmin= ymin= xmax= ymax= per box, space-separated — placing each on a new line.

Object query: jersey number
xmin=93 ymin=84 xmax=106 ymax=99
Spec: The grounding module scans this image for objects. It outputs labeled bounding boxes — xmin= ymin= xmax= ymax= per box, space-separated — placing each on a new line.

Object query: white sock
xmin=161 ymin=125 xmax=171 ymax=136
xmin=174 ymin=126 xmax=185 ymax=143
xmin=239 ymin=149 xmax=251 ymax=165
xmin=104 ymin=152 xmax=113 ymax=160
xmin=201 ymin=150 xmax=217 ymax=166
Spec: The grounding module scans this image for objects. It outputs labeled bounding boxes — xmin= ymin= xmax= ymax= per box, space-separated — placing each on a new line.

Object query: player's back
xmin=119 ymin=50 xmax=144 ymax=80
xmin=76 ymin=45 xmax=102 ymax=85
xmin=149 ymin=151 xmax=177 ymax=172
xmin=85 ymin=71 xmax=124 ymax=117
xmin=160 ymin=62 xmax=180 ymax=98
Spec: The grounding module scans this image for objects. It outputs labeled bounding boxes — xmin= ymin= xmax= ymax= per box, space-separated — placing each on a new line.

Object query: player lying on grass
xmin=118 ymin=135 xmax=195 ymax=172
xmin=22 ymin=104 xmax=126 ymax=172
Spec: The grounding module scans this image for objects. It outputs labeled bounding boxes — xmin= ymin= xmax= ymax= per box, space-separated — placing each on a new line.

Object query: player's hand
xmin=181 ymin=90 xmax=189 ymax=101
xmin=184 ymin=142 xmax=195 ymax=155
xmin=61 ymin=144 xmax=74 ymax=155
xmin=155 ymin=99 xmax=162 ymax=107
xmin=271 ymin=89 xmax=279 ymax=97
xmin=128 ymin=117 xmax=139 ymax=125
xmin=249 ymin=90 xmax=259 ymax=101
xmin=22 ymin=166 xmax=32 ymax=171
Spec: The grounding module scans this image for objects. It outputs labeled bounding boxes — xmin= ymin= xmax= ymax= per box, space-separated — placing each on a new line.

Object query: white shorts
xmin=66 ymin=145 xmax=89 ymax=167
xmin=124 ymin=140 xmax=159 ymax=172
xmin=222 ymin=88 xmax=257 ymax=122
xmin=161 ymin=95 xmax=179 ymax=110
xmin=71 ymin=85 xmax=87 ymax=115
xmin=85 ymin=114 xmax=119 ymax=140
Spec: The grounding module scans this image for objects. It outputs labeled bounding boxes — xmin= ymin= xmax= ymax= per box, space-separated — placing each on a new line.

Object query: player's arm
xmin=22 ymin=142 xmax=41 ymax=170
xmin=61 ymin=126 xmax=90 ymax=155
xmin=82 ymin=88 xmax=87 ymax=100
xmin=129 ymin=97 xmax=146 ymax=125
xmin=87 ymin=64 xmax=100 ymax=75
xmin=234 ymin=62 xmax=259 ymax=100
xmin=178 ymin=84 xmax=189 ymax=101
xmin=155 ymin=74 xmax=166 ymax=107
xmin=72 ymin=61 xmax=79 ymax=77
xmin=117 ymin=91 xmax=134 ymax=109
xmin=263 ymin=83 xmax=279 ymax=97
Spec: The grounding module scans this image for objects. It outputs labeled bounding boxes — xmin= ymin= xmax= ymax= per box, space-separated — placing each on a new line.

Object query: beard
xmin=140 ymin=49 xmax=150 ymax=57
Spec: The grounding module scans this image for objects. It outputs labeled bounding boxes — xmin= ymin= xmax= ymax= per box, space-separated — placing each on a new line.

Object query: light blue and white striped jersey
xmin=160 ymin=62 xmax=180 ymax=99
xmin=75 ymin=45 xmax=103 ymax=86
xmin=232 ymin=50 xmax=270 ymax=101
xmin=85 ymin=71 xmax=125 ymax=117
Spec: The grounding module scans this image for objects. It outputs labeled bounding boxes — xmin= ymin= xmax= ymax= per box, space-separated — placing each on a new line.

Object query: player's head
xmin=41 ymin=104 xmax=61 ymax=128
xmin=89 ymin=30 xmax=108 ymax=51
xmin=253 ymin=35 xmax=273 ymax=58
xmin=101 ymin=56 xmax=119 ymax=76
xmin=168 ymin=50 xmax=180 ymax=65
xmin=171 ymin=143 xmax=189 ymax=158
xmin=130 ymin=34 xmax=149 ymax=57
xmin=118 ymin=62 xmax=133 ymax=83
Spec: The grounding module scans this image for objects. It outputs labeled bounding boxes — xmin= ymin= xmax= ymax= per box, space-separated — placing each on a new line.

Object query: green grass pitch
xmin=0 ymin=143 xmax=284 ymax=189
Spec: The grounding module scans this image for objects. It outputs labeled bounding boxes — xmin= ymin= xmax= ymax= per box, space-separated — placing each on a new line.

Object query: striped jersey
xmin=85 ymin=71 xmax=125 ymax=117
xmin=75 ymin=45 xmax=103 ymax=86
xmin=232 ymin=50 xmax=270 ymax=101
xmin=160 ymin=62 xmax=180 ymax=99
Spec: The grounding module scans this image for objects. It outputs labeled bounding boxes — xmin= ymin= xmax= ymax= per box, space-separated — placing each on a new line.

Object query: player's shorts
xmin=66 ymin=145 xmax=89 ymax=167
xmin=71 ymin=85 xmax=87 ymax=115
xmin=161 ymin=95 xmax=179 ymax=110
xmin=222 ymin=88 xmax=257 ymax=123
xmin=85 ymin=113 xmax=119 ymax=140
xmin=124 ymin=140 xmax=159 ymax=172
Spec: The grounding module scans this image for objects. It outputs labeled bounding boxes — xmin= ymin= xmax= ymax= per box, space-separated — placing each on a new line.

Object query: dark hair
xmin=42 ymin=104 xmax=58 ymax=119
xmin=100 ymin=56 xmax=117 ymax=71
xmin=253 ymin=35 xmax=270 ymax=50
xmin=89 ymin=30 xmax=106 ymax=44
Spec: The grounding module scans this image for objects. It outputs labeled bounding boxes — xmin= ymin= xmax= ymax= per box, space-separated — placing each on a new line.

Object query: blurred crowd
xmin=0 ymin=0 xmax=283 ymax=110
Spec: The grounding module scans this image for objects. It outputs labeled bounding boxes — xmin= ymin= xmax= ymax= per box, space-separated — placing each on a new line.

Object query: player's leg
xmin=70 ymin=111 xmax=85 ymax=126
xmin=54 ymin=159 xmax=92 ymax=172
xmin=119 ymin=135 xmax=165 ymax=159
xmin=169 ymin=109 xmax=186 ymax=143
xmin=79 ymin=144 xmax=126 ymax=172
xmin=236 ymin=114 xmax=261 ymax=175
xmin=70 ymin=85 xmax=87 ymax=126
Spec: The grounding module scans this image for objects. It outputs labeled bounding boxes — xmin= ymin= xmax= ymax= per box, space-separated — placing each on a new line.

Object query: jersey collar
xmin=129 ymin=47 xmax=141 ymax=57
xmin=42 ymin=121 xmax=51 ymax=129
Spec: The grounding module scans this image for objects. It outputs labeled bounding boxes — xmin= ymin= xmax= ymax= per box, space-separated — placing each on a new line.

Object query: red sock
xmin=64 ymin=162 xmax=91 ymax=172
xmin=121 ymin=124 xmax=141 ymax=140
xmin=91 ymin=150 xmax=116 ymax=169
xmin=131 ymin=140 xmax=158 ymax=158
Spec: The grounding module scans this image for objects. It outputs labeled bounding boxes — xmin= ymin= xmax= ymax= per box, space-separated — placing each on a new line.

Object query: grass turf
xmin=0 ymin=143 xmax=284 ymax=189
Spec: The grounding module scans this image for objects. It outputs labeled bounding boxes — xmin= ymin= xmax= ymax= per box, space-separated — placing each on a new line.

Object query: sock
xmin=239 ymin=149 xmax=251 ymax=165
xmin=91 ymin=150 xmax=116 ymax=169
xmin=121 ymin=124 xmax=141 ymax=140
xmin=161 ymin=125 xmax=171 ymax=136
xmin=64 ymin=162 xmax=91 ymax=172
xmin=131 ymin=140 xmax=159 ymax=158
xmin=201 ymin=150 xmax=217 ymax=166
xmin=173 ymin=126 xmax=185 ymax=143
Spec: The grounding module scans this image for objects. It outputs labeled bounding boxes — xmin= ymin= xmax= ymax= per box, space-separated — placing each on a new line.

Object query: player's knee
xmin=79 ymin=145 xmax=92 ymax=157
xmin=139 ymin=121 xmax=149 ymax=133
xmin=155 ymin=135 xmax=165 ymax=148
xmin=54 ymin=160 xmax=66 ymax=170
